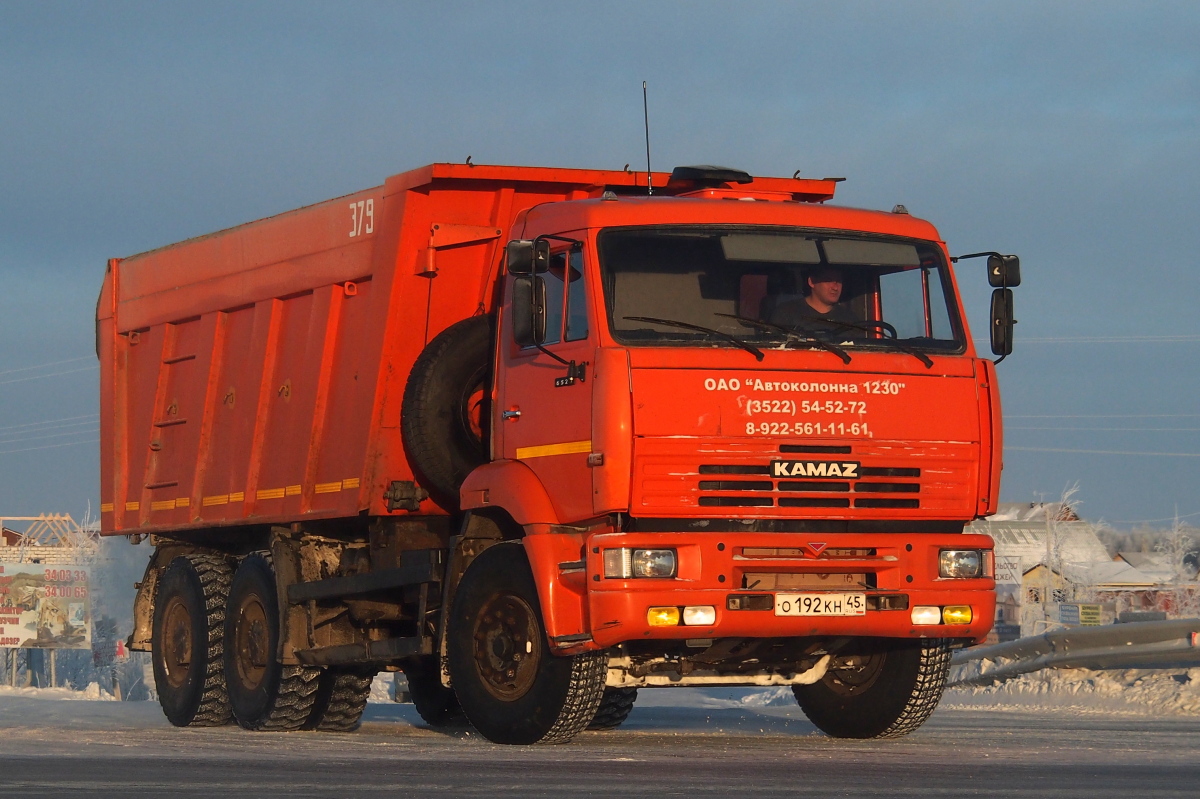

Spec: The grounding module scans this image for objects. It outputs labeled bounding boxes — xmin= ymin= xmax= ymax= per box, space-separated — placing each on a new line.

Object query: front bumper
xmin=583 ymin=531 xmax=995 ymax=648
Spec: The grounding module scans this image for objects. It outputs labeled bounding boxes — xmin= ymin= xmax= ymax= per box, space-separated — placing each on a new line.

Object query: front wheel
xmin=446 ymin=543 xmax=607 ymax=744
xmin=792 ymin=638 xmax=951 ymax=739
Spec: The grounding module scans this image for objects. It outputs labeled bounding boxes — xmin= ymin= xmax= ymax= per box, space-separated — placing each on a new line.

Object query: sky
xmin=1 ymin=1 xmax=1198 ymax=530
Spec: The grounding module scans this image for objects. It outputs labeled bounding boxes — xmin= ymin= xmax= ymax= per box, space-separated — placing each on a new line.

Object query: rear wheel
xmin=224 ymin=553 xmax=321 ymax=731
xmin=792 ymin=638 xmax=951 ymax=739
xmin=306 ymin=668 xmax=375 ymax=732
xmin=152 ymin=554 xmax=234 ymax=727
xmin=588 ymin=687 xmax=638 ymax=731
xmin=447 ymin=543 xmax=607 ymax=744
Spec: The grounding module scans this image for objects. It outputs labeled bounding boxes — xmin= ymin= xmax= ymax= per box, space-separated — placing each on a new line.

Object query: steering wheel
xmin=856 ymin=319 xmax=898 ymax=339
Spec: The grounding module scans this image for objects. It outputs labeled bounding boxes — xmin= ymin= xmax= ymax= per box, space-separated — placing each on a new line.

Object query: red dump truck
xmin=98 ymin=162 xmax=1019 ymax=743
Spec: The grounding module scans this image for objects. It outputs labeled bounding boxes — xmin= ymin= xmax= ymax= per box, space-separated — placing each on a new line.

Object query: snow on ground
xmin=9 ymin=666 xmax=1200 ymax=720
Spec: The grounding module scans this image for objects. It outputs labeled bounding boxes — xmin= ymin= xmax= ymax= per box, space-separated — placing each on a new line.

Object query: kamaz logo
xmin=771 ymin=460 xmax=860 ymax=479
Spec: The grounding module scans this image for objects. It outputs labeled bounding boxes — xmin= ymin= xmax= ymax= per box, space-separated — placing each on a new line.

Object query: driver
xmin=769 ymin=266 xmax=858 ymax=331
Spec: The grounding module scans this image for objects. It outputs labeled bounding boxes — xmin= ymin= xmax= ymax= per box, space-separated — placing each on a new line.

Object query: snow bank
xmin=0 ymin=682 xmax=117 ymax=701
xmin=944 ymin=666 xmax=1200 ymax=716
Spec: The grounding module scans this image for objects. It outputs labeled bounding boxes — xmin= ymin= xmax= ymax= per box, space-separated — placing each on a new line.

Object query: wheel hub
xmin=161 ymin=596 xmax=193 ymax=689
xmin=472 ymin=592 xmax=540 ymax=701
xmin=234 ymin=594 xmax=270 ymax=690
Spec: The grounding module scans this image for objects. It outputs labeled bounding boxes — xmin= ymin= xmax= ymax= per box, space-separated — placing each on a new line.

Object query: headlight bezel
xmin=603 ymin=547 xmax=678 ymax=579
xmin=938 ymin=549 xmax=984 ymax=579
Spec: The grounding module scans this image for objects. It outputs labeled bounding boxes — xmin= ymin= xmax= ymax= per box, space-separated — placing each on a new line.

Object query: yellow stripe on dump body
xmin=515 ymin=440 xmax=592 ymax=460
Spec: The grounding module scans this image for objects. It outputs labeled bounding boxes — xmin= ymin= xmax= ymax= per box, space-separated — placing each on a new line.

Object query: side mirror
xmin=987 ymin=254 xmax=1021 ymax=288
xmin=511 ymin=275 xmax=547 ymax=347
xmin=990 ymin=288 xmax=1015 ymax=357
xmin=506 ymin=239 xmax=551 ymax=275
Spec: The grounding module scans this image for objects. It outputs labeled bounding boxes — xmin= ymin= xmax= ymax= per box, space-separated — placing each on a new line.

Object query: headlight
xmin=939 ymin=550 xmax=983 ymax=579
xmin=604 ymin=548 xmax=678 ymax=578
xmin=910 ymin=606 xmax=942 ymax=625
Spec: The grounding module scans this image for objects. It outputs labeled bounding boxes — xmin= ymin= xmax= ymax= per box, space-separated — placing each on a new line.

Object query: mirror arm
xmin=534 ymin=343 xmax=588 ymax=386
xmin=950 ymin=251 xmax=1002 ymax=263
xmin=537 ymin=234 xmax=584 ymax=249
xmin=535 ymin=343 xmax=571 ymax=366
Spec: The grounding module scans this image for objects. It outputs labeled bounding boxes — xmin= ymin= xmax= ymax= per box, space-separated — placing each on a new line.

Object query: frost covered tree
xmin=1155 ymin=515 xmax=1200 ymax=619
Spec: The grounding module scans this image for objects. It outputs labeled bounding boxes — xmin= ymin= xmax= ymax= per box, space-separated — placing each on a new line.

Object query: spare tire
xmin=402 ymin=314 xmax=493 ymax=511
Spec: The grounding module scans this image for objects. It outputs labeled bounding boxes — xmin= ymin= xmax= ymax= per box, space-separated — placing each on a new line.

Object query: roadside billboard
xmin=0 ymin=563 xmax=91 ymax=649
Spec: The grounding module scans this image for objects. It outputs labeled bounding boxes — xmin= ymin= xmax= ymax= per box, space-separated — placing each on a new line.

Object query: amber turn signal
xmin=647 ymin=606 xmax=681 ymax=627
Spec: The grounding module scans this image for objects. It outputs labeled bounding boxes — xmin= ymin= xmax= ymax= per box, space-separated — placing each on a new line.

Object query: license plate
xmin=774 ymin=592 xmax=866 ymax=617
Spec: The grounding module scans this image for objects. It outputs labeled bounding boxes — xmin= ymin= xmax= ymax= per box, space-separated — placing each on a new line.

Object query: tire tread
xmin=538 ymin=651 xmax=608 ymax=744
xmin=308 ymin=670 xmax=374 ymax=732
xmin=182 ymin=554 xmax=234 ymax=727
xmin=588 ymin=687 xmax=638 ymax=731
xmin=873 ymin=639 xmax=952 ymax=739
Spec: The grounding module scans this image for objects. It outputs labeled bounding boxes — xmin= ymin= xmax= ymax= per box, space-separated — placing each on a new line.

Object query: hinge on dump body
xmin=384 ymin=480 xmax=428 ymax=511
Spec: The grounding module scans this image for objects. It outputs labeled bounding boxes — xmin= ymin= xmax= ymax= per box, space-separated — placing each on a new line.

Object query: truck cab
xmin=454 ymin=171 xmax=1012 ymax=742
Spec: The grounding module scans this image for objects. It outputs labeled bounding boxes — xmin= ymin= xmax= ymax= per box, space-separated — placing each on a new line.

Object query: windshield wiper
xmin=623 ymin=316 xmax=765 ymax=362
xmin=714 ymin=313 xmax=851 ymax=365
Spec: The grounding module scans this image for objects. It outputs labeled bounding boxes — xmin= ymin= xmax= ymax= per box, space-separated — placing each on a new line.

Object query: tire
xmin=588 ymin=687 xmax=638 ymax=731
xmin=404 ymin=658 xmax=467 ymax=727
xmin=792 ymin=638 xmax=952 ymax=739
xmin=306 ymin=668 xmax=375 ymax=732
xmin=224 ymin=553 xmax=322 ymax=731
xmin=447 ymin=543 xmax=607 ymax=745
xmin=151 ymin=554 xmax=234 ymax=727
xmin=401 ymin=315 xmax=492 ymax=511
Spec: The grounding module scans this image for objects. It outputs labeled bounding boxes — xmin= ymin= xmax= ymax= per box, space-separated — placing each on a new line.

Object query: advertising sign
xmin=0 ymin=563 xmax=92 ymax=649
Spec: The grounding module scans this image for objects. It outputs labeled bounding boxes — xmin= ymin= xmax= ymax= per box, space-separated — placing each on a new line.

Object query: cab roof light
xmin=666 ymin=165 xmax=753 ymax=191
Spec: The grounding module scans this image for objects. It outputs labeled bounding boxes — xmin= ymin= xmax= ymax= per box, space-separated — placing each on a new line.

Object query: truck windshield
xmin=598 ymin=227 xmax=965 ymax=355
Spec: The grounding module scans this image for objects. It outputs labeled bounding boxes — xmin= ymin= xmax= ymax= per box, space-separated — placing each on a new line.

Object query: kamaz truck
xmin=97 ymin=163 xmax=1019 ymax=743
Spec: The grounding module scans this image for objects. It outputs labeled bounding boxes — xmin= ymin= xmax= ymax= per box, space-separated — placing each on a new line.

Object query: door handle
xmin=502 ymin=409 xmax=522 ymax=420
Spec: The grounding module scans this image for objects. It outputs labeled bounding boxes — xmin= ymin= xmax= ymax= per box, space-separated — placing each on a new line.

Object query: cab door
xmin=494 ymin=242 xmax=596 ymax=523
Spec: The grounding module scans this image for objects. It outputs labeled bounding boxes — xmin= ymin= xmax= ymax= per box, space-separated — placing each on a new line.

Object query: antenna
xmin=642 ymin=81 xmax=653 ymax=195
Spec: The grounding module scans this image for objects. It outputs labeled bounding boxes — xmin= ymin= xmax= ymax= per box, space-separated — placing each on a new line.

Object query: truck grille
xmin=634 ymin=439 xmax=977 ymax=516
xmin=697 ymin=463 xmax=920 ymax=509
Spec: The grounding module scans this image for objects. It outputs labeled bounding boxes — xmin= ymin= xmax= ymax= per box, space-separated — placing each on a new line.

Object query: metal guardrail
xmin=949 ymin=619 xmax=1200 ymax=686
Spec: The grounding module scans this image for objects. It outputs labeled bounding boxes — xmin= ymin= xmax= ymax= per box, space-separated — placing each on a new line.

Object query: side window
xmin=878 ymin=266 xmax=955 ymax=341
xmin=878 ymin=270 xmax=925 ymax=339
xmin=564 ymin=249 xmax=589 ymax=341
xmin=541 ymin=252 xmax=566 ymax=346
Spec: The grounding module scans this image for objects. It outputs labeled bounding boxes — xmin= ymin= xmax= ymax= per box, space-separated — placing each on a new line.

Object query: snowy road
xmin=0 ymin=694 xmax=1197 ymax=798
